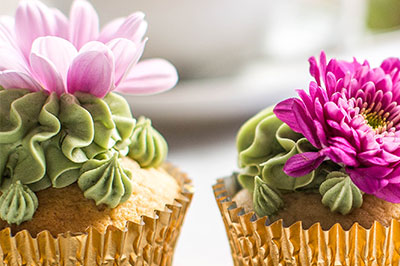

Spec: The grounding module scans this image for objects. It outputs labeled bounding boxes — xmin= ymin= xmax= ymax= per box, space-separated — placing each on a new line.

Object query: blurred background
xmin=4 ymin=0 xmax=400 ymax=265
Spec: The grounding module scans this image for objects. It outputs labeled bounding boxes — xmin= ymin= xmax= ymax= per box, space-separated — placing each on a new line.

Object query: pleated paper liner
xmin=213 ymin=175 xmax=400 ymax=265
xmin=0 ymin=163 xmax=193 ymax=266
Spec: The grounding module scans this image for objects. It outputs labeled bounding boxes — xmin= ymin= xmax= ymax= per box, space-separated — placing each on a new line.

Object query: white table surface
xmin=150 ymin=121 xmax=246 ymax=266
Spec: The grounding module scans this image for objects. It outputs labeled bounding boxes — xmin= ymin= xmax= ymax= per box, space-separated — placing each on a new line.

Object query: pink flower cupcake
xmin=214 ymin=52 xmax=400 ymax=264
xmin=0 ymin=1 xmax=192 ymax=264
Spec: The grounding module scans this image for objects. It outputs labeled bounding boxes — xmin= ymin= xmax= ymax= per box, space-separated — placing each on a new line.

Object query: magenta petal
xmin=67 ymin=51 xmax=113 ymax=98
xmin=98 ymin=12 xmax=146 ymax=43
xmin=0 ymin=70 xmax=42 ymax=91
xmin=273 ymin=98 xmax=302 ymax=132
xmin=374 ymin=184 xmax=400 ymax=203
xmin=31 ymin=37 xmax=77 ymax=81
xmin=292 ymin=100 xmax=321 ymax=148
xmin=15 ymin=0 xmax=58 ymax=58
xmin=30 ymin=53 xmax=65 ymax=95
xmin=69 ymin=0 xmax=99 ymax=49
xmin=116 ymin=59 xmax=178 ymax=95
xmin=283 ymin=152 xmax=325 ymax=177
xmin=347 ymin=166 xmax=393 ymax=194
xmin=106 ymin=38 xmax=137 ymax=86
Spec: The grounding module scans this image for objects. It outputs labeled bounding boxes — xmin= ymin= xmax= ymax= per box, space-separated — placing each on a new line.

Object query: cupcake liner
xmin=0 ymin=163 xmax=193 ymax=266
xmin=213 ymin=175 xmax=400 ymax=265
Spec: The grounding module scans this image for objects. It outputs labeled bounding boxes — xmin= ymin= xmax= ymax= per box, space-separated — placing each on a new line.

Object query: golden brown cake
xmin=233 ymin=188 xmax=400 ymax=230
xmin=0 ymin=157 xmax=181 ymax=236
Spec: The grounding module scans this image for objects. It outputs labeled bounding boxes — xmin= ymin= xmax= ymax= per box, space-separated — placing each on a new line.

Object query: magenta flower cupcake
xmin=214 ymin=52 xmax=400 ymax=264
xmin=0 ymin=1 xmax=192 ymax=264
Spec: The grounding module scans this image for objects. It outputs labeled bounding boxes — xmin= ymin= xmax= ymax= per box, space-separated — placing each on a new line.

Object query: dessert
xmin=0 ymin=0 xmax=192 ymax=264
xmin=214 ymin=52 xmax=400 ymax=264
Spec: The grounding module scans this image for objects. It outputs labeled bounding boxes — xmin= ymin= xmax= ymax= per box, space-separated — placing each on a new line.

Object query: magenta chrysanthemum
xmin=274 ymin=51 xmax=400 ymax=203
xmin=0 ymin=0 xmax=178 ymax=98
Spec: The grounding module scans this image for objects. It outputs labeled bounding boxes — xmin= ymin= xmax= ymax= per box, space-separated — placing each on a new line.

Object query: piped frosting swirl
xmin=0 ymin=89 xmax=168 ymax=224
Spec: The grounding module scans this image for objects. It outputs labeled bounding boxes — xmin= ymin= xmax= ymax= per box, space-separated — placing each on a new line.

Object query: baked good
xmin=214 ymin=52 xmax=400 ymax=264
xmin=0 ymin=0 xmax=192 ymax=264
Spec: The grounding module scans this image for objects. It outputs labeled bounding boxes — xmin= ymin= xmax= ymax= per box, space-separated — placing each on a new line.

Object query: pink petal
xmin=116 ymin=59 xmax=178 ymax=95
xmin=0 ymin=46 xmax=29 ymax=72
xmin=78 ymin=41 xmax=115 ymax=87
xmin=292 ymin=99 xmax=321 ymax=148
xmin=106 ymin=38 xmax=142 ymax=86
xmin=15 ymin=0 xmax=58 ymax=58
xmin=98 ymin=12 xmax=146 ymax=43
xmin=51 ymin=8 xmax=69 ymax=39
xmin=274 ymin=98 xmax=302 ymax=132
xmin=283 ymin=152 xmax=325 ymax=177
xmin=97 ymin=17 xmax=124 ymax=43
xmin=0 ymin=17 xmax=16 ymax=48
xmin=0 ymin=70 xmax=42 ymax=91
xmin=31 ymin=37 xmax=77 ymax=81
xmin=69 ymin=0 xmax=99 ymax=49
xmin=30 ymin=53 xmax=65 ymax=95
xmin=67 ymin=51 xmax=114 ymax=98
xmin=374 ymin=184 xmax=400 ymax=203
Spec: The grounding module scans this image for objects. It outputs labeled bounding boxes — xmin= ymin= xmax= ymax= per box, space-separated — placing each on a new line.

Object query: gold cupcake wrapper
xmin=213 ymin=175 xmax=400 ymax=265
xmin=0 ymin=163 xmax=193 ymax=266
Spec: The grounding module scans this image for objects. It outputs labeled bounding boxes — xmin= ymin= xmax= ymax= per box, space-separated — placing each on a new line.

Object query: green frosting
xmin=236 ymin=106 xmax=362 ymax=217
xmin=78 ymin=151 xmax=133 ymax=208
xmin=237 ymin=107 xmax=326 ymax=193
xmin=253 ymin=176 xmax=283 ymax=217
xmin=0 ymin=181 xmax=38 ymax=225
xmin=319 ymin=171 xmax=363 ymax=215
xmin=0 ymin=89 xmax=167 ymax=225
xmin=128 ymin=117 xmax=168 ymax=168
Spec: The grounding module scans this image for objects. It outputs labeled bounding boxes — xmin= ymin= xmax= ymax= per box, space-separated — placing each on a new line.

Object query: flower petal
xmin=52 ymin=8 xmax=69 ymax=39
xmin=0 ymin=70 xmax=42 ymax=91
xmin=116 ymin=59 xmax=178 ymax=95
xmin=347 ymin=166 xmax=393 ymax=194
xmin=15 ymin=0 xmax=58 ymax=58
xmin=98 ymin=12 xmax=146 ymax=43
xmin=30 ymin=53 xmax=65 ymax=95
xmin=283 ymin=151 xmax=325 ymax=177
xmin=69 ymin=0 xmax=99 ymax=49
xmin=273 ymin=98 xmax=302 ymax=132
xmin=0 ymin=46 xmax=29 ymax=72
xmin=67 ymin=51 xmax=114 ymax=98
xmin=292 ymin=99 xmax=321 ymax=148
xmin=374 ymin=184 xmax=400 ymax=203
xmin=106 ymin=38 xmax=137 ymax=86
xmin=31 ymin=37 xmax=77 ymax=81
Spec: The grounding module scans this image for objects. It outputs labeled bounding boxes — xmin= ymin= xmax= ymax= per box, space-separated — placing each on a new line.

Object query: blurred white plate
xmin=125 ymin=59 xmax=310 ymax=123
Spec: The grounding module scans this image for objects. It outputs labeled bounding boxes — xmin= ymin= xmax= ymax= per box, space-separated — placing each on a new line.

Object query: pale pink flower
xmin=0 ymin=0 xmax=177 ymax=97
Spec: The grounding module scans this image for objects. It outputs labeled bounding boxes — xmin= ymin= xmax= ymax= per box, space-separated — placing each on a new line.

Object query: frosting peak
xmin=78 ymin=151 xmax=133 ymax=208
xmin=0 ymin=181 xmax=38 ymax=225
xmin=128 ymin=117 xmax=168 ymax=168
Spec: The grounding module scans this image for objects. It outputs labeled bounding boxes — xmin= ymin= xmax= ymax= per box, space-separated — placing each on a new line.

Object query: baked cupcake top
xmin=0 ymin=0 xmax=177 ymax=225
xmin=237 ymin=52 xmax=400 ymax=218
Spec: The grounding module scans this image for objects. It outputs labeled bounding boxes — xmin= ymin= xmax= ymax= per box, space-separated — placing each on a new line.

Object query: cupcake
xmin=214 ymin=52 xmax=400 ymax=264
xmin=0 ymin=1 xmax=193 ymax=265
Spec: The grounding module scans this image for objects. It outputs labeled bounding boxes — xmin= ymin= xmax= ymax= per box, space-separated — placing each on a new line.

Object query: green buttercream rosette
xmin=0 ymin=90 xmax=167 ymax=225
xmin=237 ymin=107 xmax=333 ymax=193
xmin=78 ymin=150 xmax=133 ymax=208
xmin=128 ymin=116 xmax=168 ymax=168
